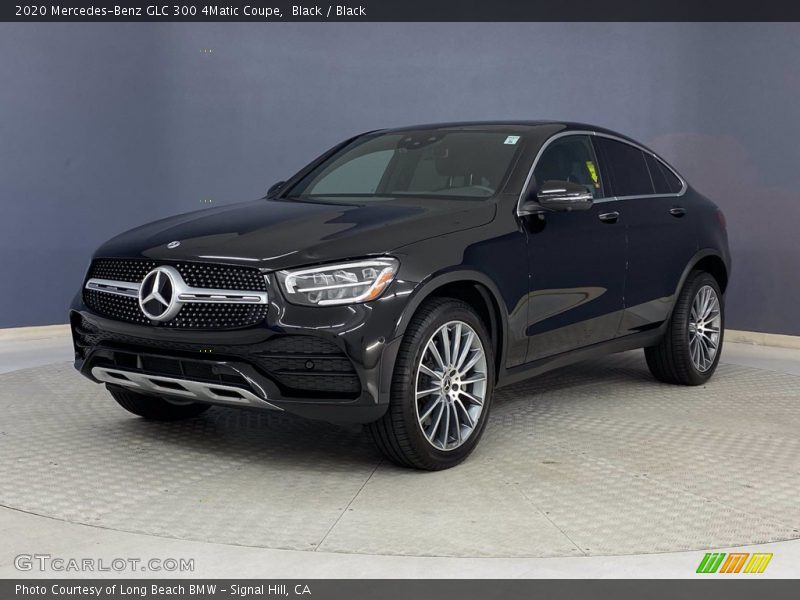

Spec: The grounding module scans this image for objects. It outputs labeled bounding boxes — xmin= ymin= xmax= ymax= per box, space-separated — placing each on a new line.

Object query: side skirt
xmin=497 ymin=325 xmax=666 ymax=388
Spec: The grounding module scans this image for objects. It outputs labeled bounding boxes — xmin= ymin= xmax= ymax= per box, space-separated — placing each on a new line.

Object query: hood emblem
xmin=138 ymin=266 xmax=182 ymax=322
xmin=167 ymin=240 xmax=181 ymax=249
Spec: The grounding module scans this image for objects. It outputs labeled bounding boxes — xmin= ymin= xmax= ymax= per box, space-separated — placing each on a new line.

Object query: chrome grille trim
xmin=176 ymin=291 xmax=268 ymax=304
xmin=85 ymin=278 xmax=268 ymax=304
xmin=85 ymin=279 xmax=141 ymax=298
xmin=90 ymin=366 xmax=282 ymax=410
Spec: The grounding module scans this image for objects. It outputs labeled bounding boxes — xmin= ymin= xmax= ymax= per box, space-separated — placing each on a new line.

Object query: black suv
xmin=71 ymin=121 xmax=730 ymax=470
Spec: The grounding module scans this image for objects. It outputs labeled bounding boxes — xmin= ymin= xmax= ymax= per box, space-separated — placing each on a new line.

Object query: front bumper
xmin=69 ymin=279 xmax=414 ymax=423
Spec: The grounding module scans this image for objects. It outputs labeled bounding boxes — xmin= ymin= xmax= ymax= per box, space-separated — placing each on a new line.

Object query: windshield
xmin=286 ymin=130 xmax=524 ymax=200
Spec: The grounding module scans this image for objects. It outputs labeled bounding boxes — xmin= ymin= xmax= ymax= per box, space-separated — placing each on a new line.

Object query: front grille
xmin=74 ymin=316 xmax=361 ymax=399
xmin=89 ymin=259 xmax=157 ymax=283
xmin=163 ymin=303 xmax=269 ymax=329
xmin=83 ymin=258 xmax=269 ymax=329
xmin=88 ymin=258 xmax=268 ymax=291
xmin=173 ymin=262 xmax=267 ymax=291
xmin=83 ymin=289 xmax=151 ymax=326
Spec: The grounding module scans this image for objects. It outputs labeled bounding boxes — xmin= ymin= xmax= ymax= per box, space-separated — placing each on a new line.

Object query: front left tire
xmin=367 ymin=297 xmax=495 ymax=470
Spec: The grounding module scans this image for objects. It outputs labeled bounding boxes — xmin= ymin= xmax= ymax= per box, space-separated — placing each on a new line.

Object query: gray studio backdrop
xmin=1 ymin=23 xmax=798 ymax=334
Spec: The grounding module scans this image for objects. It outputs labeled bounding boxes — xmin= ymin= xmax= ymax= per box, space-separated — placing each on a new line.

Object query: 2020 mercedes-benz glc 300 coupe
xmin=71 ymin=121 xmax=730 ymax=470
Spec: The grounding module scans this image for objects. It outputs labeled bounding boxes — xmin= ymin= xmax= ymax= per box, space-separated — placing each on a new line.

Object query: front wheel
xmin=367 ymin=298 xmax=495 ymax=470
xmin=645 ymin=270 xmax=724 ymax=385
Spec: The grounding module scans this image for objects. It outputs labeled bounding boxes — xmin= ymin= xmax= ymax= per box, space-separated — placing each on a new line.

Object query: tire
xmin=645 ymin=270 xmax=724 ymax=385
xmin=108 ymin=385 xmax=211 ymax=421
xmin=367 ymin=297 xmax=495 ymax=470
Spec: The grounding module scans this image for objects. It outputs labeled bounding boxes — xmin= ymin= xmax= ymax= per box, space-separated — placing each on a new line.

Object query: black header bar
xmin=3 ymin=0 xmax=800 ymax=22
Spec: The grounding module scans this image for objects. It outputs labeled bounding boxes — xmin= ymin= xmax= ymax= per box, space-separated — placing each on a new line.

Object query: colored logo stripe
xmin=696 ymin=552 xmax=773 ymax=574
xmin=744 ymin=553 xmax=773 ymax=573
xmin=697 ymin=553 xmax=726 ymax=573
xmin=719 ymin=553 xmax=749 ymax=573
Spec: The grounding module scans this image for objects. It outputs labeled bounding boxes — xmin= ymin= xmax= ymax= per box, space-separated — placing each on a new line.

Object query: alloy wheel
xmin=688 ymin=285 xmax=722 ymax=372
xmin=414 ymin=320 xmax=488 ymax=451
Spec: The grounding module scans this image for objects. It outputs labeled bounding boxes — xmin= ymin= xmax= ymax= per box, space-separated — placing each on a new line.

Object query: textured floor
xmin=0 ymin=352 xmax=798 ymax=558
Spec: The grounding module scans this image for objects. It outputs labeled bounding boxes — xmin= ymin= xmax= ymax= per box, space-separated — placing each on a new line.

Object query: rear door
xmin=523 ymin=134 xmax=627 ymax=362
xmin=593 ymin=136 xmax=698 ymax=334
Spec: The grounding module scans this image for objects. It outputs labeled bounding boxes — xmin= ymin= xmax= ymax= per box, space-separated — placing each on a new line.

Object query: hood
xmin=93 ymin=197 xmax=496 ymax=271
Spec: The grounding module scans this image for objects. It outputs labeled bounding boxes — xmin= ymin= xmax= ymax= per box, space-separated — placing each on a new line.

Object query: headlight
xmin=277 ymin=258 xmax=399 ymax=306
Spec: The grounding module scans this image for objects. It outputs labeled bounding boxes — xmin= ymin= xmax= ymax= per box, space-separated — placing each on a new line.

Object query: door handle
xmin=598 ymin=211 xmax=620 ymax=223
xmin=669 ymin=207 xmax=687 ymax=217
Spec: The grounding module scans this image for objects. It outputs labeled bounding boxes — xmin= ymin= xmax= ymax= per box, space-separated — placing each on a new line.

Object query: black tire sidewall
xmin=393 ymin=300 xmax=495 ymax=469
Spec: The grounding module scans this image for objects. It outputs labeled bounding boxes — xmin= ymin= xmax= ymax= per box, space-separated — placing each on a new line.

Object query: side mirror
xmin=266 ymin=180 xmax=286 ymax=198
xmin=521 ymin=180 xmax=594 ymax=214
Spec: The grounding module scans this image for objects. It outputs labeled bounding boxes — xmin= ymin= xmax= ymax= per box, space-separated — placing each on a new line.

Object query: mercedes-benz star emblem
xmin=167 ymin=240 xmax=181 ymax=249
xmin=138 ymin=266 xmax=182 ymax=322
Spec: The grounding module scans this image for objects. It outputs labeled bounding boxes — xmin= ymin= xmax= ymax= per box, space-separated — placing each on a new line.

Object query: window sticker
xmin=504 ymin=135 xmax=520 ymax=145
xmin=585 ymin=160 xmax=599 ymax=184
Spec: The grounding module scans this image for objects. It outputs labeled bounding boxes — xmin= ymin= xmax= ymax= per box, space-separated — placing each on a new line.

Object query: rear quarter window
xmin=649 ymin=155 xmax=684 ymax=194
xmin=596 ymin=137 xmax=655 ymax=197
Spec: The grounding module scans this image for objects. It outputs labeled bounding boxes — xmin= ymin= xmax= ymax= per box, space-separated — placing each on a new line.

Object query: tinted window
xmin=658 ymin=159 xmax=683 ymax=193
xmin=644 ymin=154 xmax=684 ymax=195
xmin=289 ymin=131 xmax=523 ymax=200
xmin=645 ymin=154 xmax=671 ymax=195
xmin=596 ymin=137 xmax=654 ymax=197
xmin=533 ymin=135 xmax=604 ymax=198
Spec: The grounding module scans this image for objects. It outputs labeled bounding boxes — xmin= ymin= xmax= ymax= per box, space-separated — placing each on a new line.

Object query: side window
xmin=595 ymin=137 xmax=654 ymax=197
xmin=645 ymin=154 xmax=672 ymax=194
xmin=533 ymin=135 xmax=604 ymax=199
xmin=655 ymin=157 xmax=683 ymax=193
xmin=644 ymin=154 xmax=682 ymax=195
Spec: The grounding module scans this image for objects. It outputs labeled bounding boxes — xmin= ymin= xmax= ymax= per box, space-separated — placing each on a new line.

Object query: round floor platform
xmin=1 ymin=352 xmax=798 ymax=558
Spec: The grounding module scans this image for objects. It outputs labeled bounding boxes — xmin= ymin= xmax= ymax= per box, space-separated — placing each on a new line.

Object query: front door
xmin=522 ymin=134 xmax=627 ymax=362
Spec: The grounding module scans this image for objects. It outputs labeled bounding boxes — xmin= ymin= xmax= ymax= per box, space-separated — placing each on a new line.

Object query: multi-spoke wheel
xmin=415 ymin=321 xmax=487 ymax=451
xmin=688 ymin=285 xmax=722 ymax=372
xmin=645 ymin=270 xmax=725 ymax=385
xmin=367 ymin=298 xmax=495 ymax=470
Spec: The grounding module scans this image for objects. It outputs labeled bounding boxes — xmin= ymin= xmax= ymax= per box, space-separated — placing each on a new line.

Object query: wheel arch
xmin=692 ymin=253 xmax=729 ymax=293
xmin=393 ymin=271 xmax=508 ymax=377
xmin=677 ymin=249 xmax=729 ymax=296
xmin=666 ymin=250 xmax=729 ymax=328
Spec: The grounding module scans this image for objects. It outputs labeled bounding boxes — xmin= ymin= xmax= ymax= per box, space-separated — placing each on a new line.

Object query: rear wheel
xmin=645 ymin=270 xmax=724 ymax=385
xmin=108 ymin=386 xmax=211 ymax=421
xmin=367 ymin=298 xmax=495 ymax=470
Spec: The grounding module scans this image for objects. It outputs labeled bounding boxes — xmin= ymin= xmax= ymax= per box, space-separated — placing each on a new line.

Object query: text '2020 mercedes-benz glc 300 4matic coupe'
xmin=71 ymin=121 xmax=730 ymax=470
